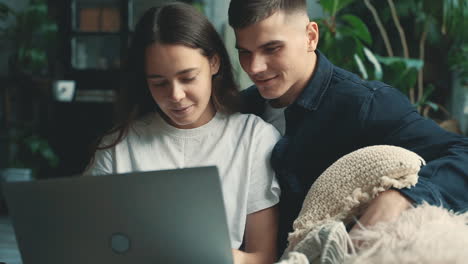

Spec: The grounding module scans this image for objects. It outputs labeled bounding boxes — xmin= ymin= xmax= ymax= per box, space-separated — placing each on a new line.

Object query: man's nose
xmin=247 ymin=54 xmax=267 ymax=75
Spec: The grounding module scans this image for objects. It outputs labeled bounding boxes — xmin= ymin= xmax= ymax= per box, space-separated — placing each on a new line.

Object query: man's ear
xmin=306 ymin=21 xmax=319 ymax=52
xmin=210 ymin=54 xmax=221 ymax=76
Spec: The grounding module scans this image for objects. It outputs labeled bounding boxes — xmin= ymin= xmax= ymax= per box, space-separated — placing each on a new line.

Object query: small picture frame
xmin=53 ymin=80 xmax=76 ymax=102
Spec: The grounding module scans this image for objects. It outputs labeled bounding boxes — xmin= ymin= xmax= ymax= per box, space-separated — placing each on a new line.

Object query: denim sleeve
xmin=361 ymin=85 xmax=468 ymax=212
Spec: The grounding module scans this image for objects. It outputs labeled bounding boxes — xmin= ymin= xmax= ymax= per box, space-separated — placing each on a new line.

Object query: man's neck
xmin=269 ymin=98 xmax=289 ymax=108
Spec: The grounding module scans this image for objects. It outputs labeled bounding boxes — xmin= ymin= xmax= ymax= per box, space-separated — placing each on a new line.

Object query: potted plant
xmin=1 ymin=0 xmax=58 ymax=77
xmin=0 ymin=0 xmax=59 ymax=181
xmin=316 ymin=0 xmax=467 ymax=134
xmin=0 ymin=126 xmax=59 ymax=214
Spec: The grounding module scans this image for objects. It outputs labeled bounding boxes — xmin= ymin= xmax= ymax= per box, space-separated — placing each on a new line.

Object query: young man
xmin=228 ymin=0 xmax=468 ymax=257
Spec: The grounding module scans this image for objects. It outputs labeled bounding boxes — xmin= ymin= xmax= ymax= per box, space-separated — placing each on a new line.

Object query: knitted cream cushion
xmin=286 ymin=145 xmax=425 ymax=252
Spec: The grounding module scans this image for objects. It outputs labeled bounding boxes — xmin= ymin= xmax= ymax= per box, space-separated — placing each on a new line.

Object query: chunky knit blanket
xmin=278 ymin=203 xmax=468 ymax=264
xmin=277 ymin=145 xmax=468 ymax=264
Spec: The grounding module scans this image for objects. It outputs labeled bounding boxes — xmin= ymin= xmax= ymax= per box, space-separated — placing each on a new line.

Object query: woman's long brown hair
xmin=87 ymin=2 xmax=240 ymax=166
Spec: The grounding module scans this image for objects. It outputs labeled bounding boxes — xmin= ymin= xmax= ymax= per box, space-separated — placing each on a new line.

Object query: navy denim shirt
xmin=241 ymin=50 xmax=468 ymax=254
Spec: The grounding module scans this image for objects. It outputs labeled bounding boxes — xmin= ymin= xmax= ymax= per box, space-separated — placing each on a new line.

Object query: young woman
xmin=84 ymin=2 xmax=280 ymax=263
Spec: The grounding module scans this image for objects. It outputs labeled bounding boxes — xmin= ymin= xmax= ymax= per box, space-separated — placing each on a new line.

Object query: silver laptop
xmin=3 ymin=166 xmax=233 ymax=264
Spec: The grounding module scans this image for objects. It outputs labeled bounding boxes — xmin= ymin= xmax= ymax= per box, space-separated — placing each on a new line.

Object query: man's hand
xmin=350 ymin=189 xmax=413 ymax=234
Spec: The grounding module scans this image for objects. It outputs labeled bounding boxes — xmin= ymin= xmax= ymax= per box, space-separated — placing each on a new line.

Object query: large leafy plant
xmin=7 ymin=128 xmax=59 ymax=178
xmin=363 ymin=0 xmax=465 ymax=108
xmin=1 ymin=1 xmax=59 ymax=178
xmin=0 ymin=0 xmax=58 ymax=76
xmin=317 ymin=0 xmax=373 ymax=76
xmin=316 ymin=0 xmax=466 ymax=114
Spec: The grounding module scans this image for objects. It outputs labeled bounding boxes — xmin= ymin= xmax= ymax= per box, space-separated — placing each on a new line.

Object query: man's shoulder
xmin=331 ymin=66 xmax=390 ymax=93
xmin=325 ymin=65 xmax=406 ymax=107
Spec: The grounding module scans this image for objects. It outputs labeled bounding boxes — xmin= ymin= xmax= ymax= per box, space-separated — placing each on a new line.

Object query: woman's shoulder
xmin=226 ymin=112 xmax=280 ymax=137
xmin=99 ymin=113 xmax=157 ymax=148
xmin=227 ymin=112 xmax=266 ymax=125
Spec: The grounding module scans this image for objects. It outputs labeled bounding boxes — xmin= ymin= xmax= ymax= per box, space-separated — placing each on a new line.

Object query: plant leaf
xmin=341 ymin=14 xmax=372 ymax=44
xmin=354 ymin=54 xmax=368 ymax=79
xmin=415 ymin=84 xmax=435 ymax=106
xmin=336 ymin=0 xmax=356 ymax=14
xmin=443 ymin=0 xmax=465 ymax=33
xmin=375 ymin=56 xmax=424 ymax=70
xmin=425 ymin=101 xmax=439 ymax=111
xmin=363 ymin=47 xmax=383 ymax=80
xmin=318 ymin=0 xmax=335 ymax=15
xmin=319 ymin=0 xmax=356 ymax=16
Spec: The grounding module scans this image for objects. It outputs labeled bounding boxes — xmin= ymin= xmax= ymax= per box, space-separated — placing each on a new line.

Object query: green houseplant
xmin=3 ymin=127 xmax=59 ymax=179
xmin=316 ymin=0 xmax=375 ymax=78
xmin=361 ymin=0 xmax=466 ymax=110
xmin=316 ymin=0 xmax=466 ymax=119
xmin=316 ymin=0 xmax=423 ymax=103
xmin=1 ymin=0 xmax=58 ymax=76
xmin=0 ymin=0 xmax=59 ymax=180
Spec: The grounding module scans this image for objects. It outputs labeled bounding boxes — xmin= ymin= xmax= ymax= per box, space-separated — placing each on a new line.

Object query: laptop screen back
xmin=4 ymin=166 xmax=233 ymax=264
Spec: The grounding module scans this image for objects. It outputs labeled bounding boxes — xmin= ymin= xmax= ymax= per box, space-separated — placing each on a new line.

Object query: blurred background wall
xmin=0 ymin=0 xmax=466 ymax=181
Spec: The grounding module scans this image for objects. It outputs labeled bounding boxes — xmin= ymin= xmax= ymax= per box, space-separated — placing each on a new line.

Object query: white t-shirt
xmin=85 ymin=112 xmax=281 ymax=248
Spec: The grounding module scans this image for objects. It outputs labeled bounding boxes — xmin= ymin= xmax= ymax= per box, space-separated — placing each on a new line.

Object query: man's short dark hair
xmin=228 ymin=0 xmax=307 ymax=29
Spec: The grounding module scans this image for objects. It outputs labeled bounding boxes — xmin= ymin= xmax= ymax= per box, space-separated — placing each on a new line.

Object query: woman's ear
xmin=210 ymin=54 xmax=221 ymax=76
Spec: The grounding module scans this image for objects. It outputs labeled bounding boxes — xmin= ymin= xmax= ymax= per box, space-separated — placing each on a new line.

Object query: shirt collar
xmin=294 ymin=50 xmax=333 ymax=111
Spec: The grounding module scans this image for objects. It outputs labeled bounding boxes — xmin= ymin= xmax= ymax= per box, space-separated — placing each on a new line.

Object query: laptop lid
xmin=3 ymin=166 xmax=233 ymax=264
